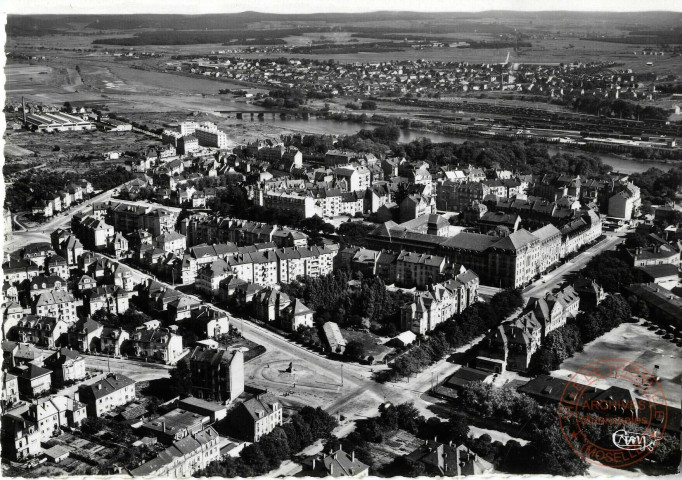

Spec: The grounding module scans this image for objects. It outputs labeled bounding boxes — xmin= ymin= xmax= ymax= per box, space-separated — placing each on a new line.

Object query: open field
xmin=5 ymin=127 xmax=156 ymax=156
xmin=555 ymin=321 xmax=682 ymax=406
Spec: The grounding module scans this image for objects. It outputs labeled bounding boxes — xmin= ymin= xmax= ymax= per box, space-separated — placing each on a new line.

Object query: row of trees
xmin=196 ymin=407 xmax=336 ymax=478
xmin=580 ymin=251 xmax=648 ymax=293
xmin=393 ymin=138 xmax=612 ymax=177
xmin=570 ymin=95 xmax=670 ymax=121
xmin=379 ymin=289 xmax=524 ymax=382
xmin=528 ymin=293 xmax=632 ymax=375
xmin=528 ymin=323 xmax=584 ymax=375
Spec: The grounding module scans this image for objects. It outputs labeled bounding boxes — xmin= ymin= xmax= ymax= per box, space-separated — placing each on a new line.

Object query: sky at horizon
xmin=4 ymin=0 xmax=682 ymax=15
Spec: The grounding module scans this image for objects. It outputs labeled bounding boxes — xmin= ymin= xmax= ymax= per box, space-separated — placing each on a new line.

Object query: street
xmin=5 ymin=186 xmax=119 ymax=254
xmin=522 ymin=233 xmax=624 ymax=300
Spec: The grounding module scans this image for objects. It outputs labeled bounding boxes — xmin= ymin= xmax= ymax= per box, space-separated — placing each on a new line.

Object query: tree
xmin=361 ymin=100 xmax=378 ymax=110
xmin=344 ymin=340 xmax=365 ymax=360
xmin=240 ymin=444 xmax=267 ymax=472
xmin=446 ymin=414 xmax=470 ymax=444
xmin=529 ymin=348 xmax=555 ymax=375
xmin=168 ymin=358 xmax=193 ymax=397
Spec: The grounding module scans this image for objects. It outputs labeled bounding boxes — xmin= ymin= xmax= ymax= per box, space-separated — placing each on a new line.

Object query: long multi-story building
xmin=102 ymin=201 xmax=178 ymax=237
xmin=190 ymin=244 xmax=338 ymax=288
xmin=130 ymin=427 xmax=223 ymax=477
xmin=367 ymin=212 xmax=600 ymax=288
xmin=180 ymin=214 xmax=308 ymax=248
xmin=195 ymin=125 xmax=230 ymax=149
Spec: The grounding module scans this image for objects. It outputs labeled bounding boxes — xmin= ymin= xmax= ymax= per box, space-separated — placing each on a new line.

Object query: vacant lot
xmin=341 ymin=329 xmax=394 ymax=362
xmin=556 ymin=321 xmax=681 ymax=406
xmin=367 ymin=429 xmax=423 ymax=469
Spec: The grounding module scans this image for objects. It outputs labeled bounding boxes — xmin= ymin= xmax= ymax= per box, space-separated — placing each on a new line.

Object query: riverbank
xmin=224 ymin=112 xmax=677 ymax=174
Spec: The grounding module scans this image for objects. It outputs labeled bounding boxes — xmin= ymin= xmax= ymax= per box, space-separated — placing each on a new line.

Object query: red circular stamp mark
xmin=558 ymin=358 xmax=668 ymax=469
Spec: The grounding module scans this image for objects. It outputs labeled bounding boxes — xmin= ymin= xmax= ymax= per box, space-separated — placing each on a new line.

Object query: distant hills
xmin=7 ymin=11 xmax=682 ymax=33
xmin=7 ymin=11 xmax=682 ymax=45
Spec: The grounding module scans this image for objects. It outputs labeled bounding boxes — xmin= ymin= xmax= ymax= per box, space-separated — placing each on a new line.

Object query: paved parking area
xmin=556 ymin=321 xmax=681 ymax=406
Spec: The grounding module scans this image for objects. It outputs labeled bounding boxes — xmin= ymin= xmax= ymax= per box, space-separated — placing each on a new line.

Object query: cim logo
xmin=612 ymin=429 xmax=658 ymax=452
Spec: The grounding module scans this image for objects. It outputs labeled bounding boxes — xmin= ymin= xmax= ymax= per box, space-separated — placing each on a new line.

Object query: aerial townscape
xmin=2 ymin=6 xmax=682 ymax=479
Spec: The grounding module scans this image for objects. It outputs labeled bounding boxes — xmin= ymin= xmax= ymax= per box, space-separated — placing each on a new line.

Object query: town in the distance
xmin=2 ymin=9 xmax=682 ymax=479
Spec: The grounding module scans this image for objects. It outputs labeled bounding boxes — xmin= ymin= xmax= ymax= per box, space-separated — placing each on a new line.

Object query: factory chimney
xmin=22 ymin=96 xmax=26 ymax=124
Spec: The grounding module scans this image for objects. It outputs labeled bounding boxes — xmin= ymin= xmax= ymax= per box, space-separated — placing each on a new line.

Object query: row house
xmin=400 ymin=270 xmax=480 ymax=335
xmin=130 ymin=427 xmax=223 ymax=478
xmin=155 ymin=231 xmax=187 ymax=255
xmin=228 ymin=395 xmax=283 ymax=443
xmin=395 ymin=251 xmax=448 ymax=288
xmin=262 ymin=190 xmax=318 ymax=219
xmin=19 ymin=242 xmax=54 ymax=268
xmin=45 ymin=255 xmax=69 ymax=279
xmin=436 ymin=181 xmax=490 ymax=212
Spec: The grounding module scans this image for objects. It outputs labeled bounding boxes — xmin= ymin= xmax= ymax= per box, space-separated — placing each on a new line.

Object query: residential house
xmin=281 ymin=299 xmax=314 ymax=332
xmin=12 ymin=363 xmax=52 ymax=398
xmin=31 ymin=291 xmax=77 ymax=324
xmin=100 ymin=327 xmax=130 ymax=356
xmin=67 ymin=318 xmax=103 ymax=353
xmin=43 ymin=348 xmax=86 ymax=387
xmin=78 ymin=373 xmax=136 ymax=417
xmin=15 ymin=316 xmax=68 ymax=349
xmin=301 ymin=448 xmax=370 ymax=478
xmin=129 ymin=328 xmax=184 ymax=365
xmin=188 ymin=347 xmax=244 ymax=403
xmin=228 ymin=394 xmax=283 ymax=442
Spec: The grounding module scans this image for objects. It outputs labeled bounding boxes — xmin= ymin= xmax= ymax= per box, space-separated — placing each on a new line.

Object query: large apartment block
xmin=400 ymin=271 xmax=480 ymax=334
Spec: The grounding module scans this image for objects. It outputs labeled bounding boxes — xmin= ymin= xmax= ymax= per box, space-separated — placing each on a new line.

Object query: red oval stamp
xmin=558 ymin=358 xmax=668 ymax=469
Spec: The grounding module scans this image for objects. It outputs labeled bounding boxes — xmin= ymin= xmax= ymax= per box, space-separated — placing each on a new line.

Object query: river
xmin=234 ymin=114 xmax=674 ymax=175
